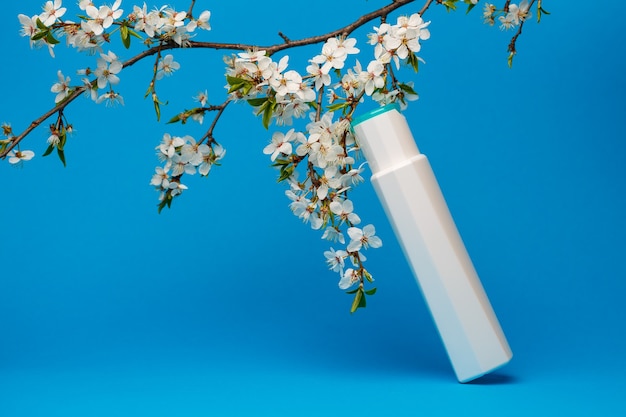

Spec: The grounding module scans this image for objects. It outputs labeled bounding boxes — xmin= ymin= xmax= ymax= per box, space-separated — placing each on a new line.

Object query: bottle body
xmin=352 ymin=105 xmax=512 ymax=382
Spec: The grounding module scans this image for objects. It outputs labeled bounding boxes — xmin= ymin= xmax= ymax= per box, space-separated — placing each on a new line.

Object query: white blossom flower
xmin=341 ymin=162 xmax=367 ymax=187
xmin=96 ymin=91 xmax=124 ymax=106
xmin=168 ymin=180 xmax=187 ymax=197
xmin=187 ymin=10 xmax=211 ymax=32
xmin=7 ymin=149 xmax=35 ymax=165
xmin=78 ymin=0 xmax=94 ymax=11
xmin=151 ymin=166 xmax=170 ymax=188
xmin=360 ymin=60 xmax=386 ymax=96
xmin=157 ymin=133 xmax=185 ymax=160
xmin=18 ymin=14 xmax=38 ymax=40
xmin=156 ymin=54 xmax=180 ymax=80
xmin=321 ymin=226 xmax=345 ymax=244
xmin=81 ymin=78 xmax=98 ymax=101
xmin=194 ymin=90 xmax=208 ymax=106
xmin=338 ymin=268 xmax=359 ymax=290
xmin=306 ymin=61 xmax=331 ymax=91
xmin=498 ymin=13 xmax=516 ymax=30
xmin=330 ymin=199 xmax=361 ymax=225
xmin=324 ymin=247 xmax=348 ymax=273
xmin=94 ymin=51 xmax=122 ymax=89
xmin=508 ymin=1 xmax=532 ymax=25
xmin=263 ymin=129 xmax=294 ymax=161
xmin=315 ymin=166 xmax=340 ymax=201
xmin=51 ymin=70 xmax=71 ymax=103
xmin=483 ymin=3 xmax=497 ymax=25
xmin=39 ymin=0 xmax=67 ymax=27
xmin=347 ymin=224 xmax=383 ymax=252
xmin=311 ymin=38 xmax=349 ymax=74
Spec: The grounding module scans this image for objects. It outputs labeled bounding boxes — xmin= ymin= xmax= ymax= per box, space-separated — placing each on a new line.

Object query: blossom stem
xmin=199 ymin=98 xmax=231 ymax=144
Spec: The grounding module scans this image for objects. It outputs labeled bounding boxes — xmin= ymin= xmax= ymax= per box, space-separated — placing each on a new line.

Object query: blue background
xmin=1 ymin=1 xmax=625 ymax=416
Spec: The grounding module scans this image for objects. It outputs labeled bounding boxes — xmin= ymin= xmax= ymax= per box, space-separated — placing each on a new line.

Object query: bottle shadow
xmin=465 ymin=373 xmax=517 ymax=385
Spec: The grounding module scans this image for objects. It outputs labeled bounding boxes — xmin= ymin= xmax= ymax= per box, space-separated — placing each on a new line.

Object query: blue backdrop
xmin=1 ymin=1 xmax=625 ymax=416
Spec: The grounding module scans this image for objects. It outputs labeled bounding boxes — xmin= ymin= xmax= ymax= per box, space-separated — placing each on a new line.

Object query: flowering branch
xmin=1 ymin=0 xmax=548 ymax=312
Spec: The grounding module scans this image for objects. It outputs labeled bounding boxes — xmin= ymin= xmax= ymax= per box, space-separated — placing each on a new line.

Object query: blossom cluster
xmin=18 ymin=0 xmax=211 ymax=55
xmin=11 ymin=0 xmax=209 ymax=167
xmin=219 ymin=12 xmax=430 ymax=303
xmin=8 ymin=1 xmax=434 ymax=312
xmin=482 ymin=1 xmax=532 ymax=29
xmin=151 ymin=132 xmax=225 ymax=211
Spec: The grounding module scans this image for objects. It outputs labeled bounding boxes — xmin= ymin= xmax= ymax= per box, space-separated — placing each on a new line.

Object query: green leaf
xmin=537 ymin=6 xmax=550 ymax=23
xmin=365 ymin=287 xmax=377 ymax=296
xmin=507 ymin=52 xmax=515 ymax=68
xmin=407 ymin=53 xmax=419 ymax=73
xmin=349 ymin=288 xmax=368 ymax=313
xmin=277 ymin=165 xmax=294 ymax=183
xmin=326 ymin=101 xmax=349 ymax=113
xmin=57 ymin=147 xmax=66 ymax=167
xmin=247 ymin=97 xmax=268 ymax=107
xmin=35 ymin=18 xmax=47 ymax=30
xmin=398 ymin=82 xmax=418 ymax=96
xmin=157 ymin=193 xmax=174 ymax=213
xmin=442 ymin=0 xmax=458 ymax=12
xmin=226 ymin=75 xmax=252 ymax=94
xmin=345 ymin=288 xmax=359 ymax=295
xmin=261 ymin=100 xmax=275 ymax=129
xmin=154 ymin=100 xmax=161 ymax=121
xmin=45 ymin=32 xmax=60 ymax=45
xmin=271 ymin=158 xmax=291 ymax=166
xmin=167 ymin=114 xmax=181 ymax=124
xmin=466 ymin=3 xmax=476 ymax=14
xmin=128 ymin=28 xmax=143 ymax=40
xmin=350 ymin=288 xmax=363 ymax=313
xmin=120 ymin=25 xmax=131 ymax=49
xmin=31 ymin=31 xmax=48 ymax=41
xmin=42 ymin=143 xmax=55 ymax=157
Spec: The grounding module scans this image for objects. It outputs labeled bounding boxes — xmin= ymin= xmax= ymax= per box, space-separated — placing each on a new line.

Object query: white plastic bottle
xmin=351 ymin=104 xmax=512 ymax=383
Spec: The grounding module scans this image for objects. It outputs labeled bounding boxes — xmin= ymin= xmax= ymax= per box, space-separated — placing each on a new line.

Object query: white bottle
xmin=351 ymin=104 xmax=512 ymax=383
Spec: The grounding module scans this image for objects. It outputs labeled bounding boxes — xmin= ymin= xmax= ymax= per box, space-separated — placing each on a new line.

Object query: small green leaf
xmin=45 ymin=32 xmax=60 ymax=45
xmin=128 ymin=28 xmax=143 ymax=40
xmin=167 ymin=114 xmax=181 ymax=124
xmin=398 ymin=82 xmax=418 ymax=96
xmin=350 ymin=288 xmax=363 ymax=313
xmin=466 ymin=3 xmax=476 ymax=14
xmin=442 ymin=0 xmax=458 ymax=12
xmin=345 ymin=288 xmax=359 ymax=295
xmin=31 ymin=31 xmax=48 ymax=41
xmin=277 ymin=165 xmax=294 ymax=183
xmin=407 ymin=53 xmax=419 ymax=73
xmin=42 ymin=143 xmax=55 ymax=157
xmin=326 ymin=101 xmax=349 ymax=112
xmin=365 ymin=287 xmax=377 ymax=296
xmin=261 ymin=100 xmax=275 ymax=129
xmin=35 ymin=18 xmax=47 ymax=30
xmin=57 ymin=148 xmax=66 ymax=167
xmin=507 ymin=52 xmax=515 ymax=68
xmin=154 ymin=100 xmax=161 ymax=121
xmin=121 ymin=25 xmax=131 ymax=48
xmin=537 ymin=6 xmax=550 ymax=23
xmin=247 ymin=97 xmax=268 ymax=107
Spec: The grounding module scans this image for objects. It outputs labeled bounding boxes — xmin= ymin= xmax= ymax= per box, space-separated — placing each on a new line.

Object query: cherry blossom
xmin=94 ymin=51 xmax=122 ymax=89
xmin=51 ymin=70 xmax=71 ymax=103
xmin=347 ymin=225 xmax=383 ymax=252
xmin=7 ymin=150 xmax=35 ymax=165
xmin=39 ymin=0 xmax=67 ymax=27
xmin=156 ymin=54 xmax=181 ymax=80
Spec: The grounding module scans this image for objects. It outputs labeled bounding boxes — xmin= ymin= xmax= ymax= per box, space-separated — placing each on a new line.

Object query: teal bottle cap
xmin=350 ymin=103 xmax=401 ymax=128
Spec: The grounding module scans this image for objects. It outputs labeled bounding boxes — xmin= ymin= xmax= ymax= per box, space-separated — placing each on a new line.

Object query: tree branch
xmin=2 ymin=0 xmax=435 ymax=159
